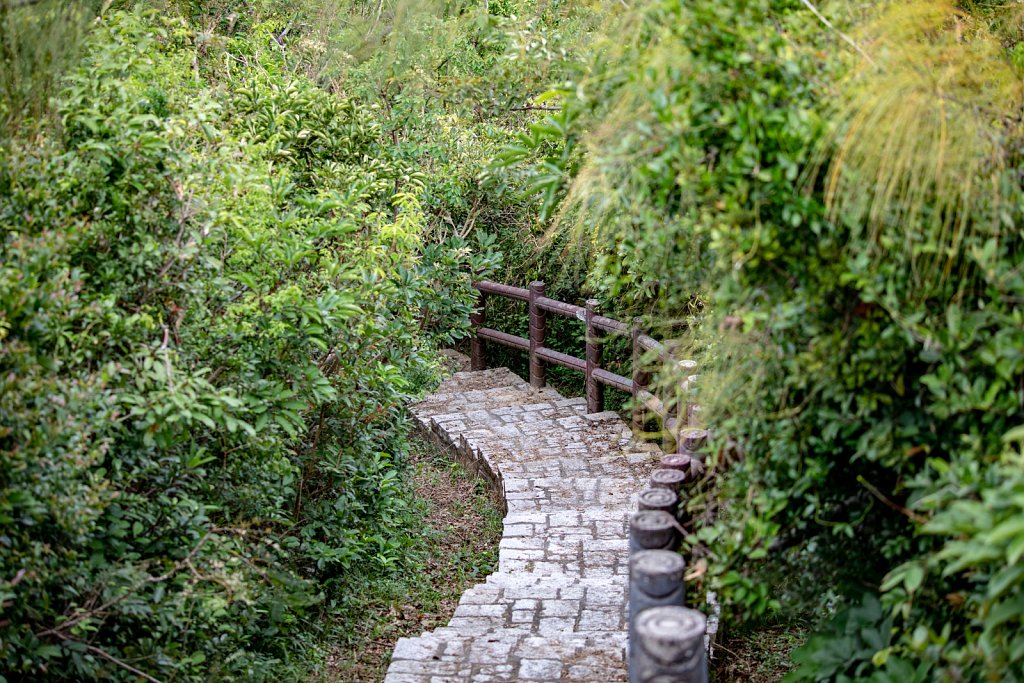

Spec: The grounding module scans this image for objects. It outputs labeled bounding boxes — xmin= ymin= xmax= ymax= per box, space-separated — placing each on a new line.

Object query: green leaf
xmin=904 ymin=564 xmax=925 ymax=593
xmin=985 ymin=517 xmax=1024 ymax=545
xmin=34 ymin=645 xmax=62 ymax=659
xmin=987 ymin=564 xmax=1024 ymax=601
xmin=1008 ymin=535 xmax=1024 ymax=565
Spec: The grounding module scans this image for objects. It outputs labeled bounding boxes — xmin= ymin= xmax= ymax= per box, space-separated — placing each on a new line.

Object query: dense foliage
xmin=0 ymin=5 xmax=496 ymax=679
xmin=6 ymin=0 xmax=1024 ymax=681
xmin=318 ymin=0 xmax=617 ymax=391
xmin=504 ymin=0 xmax=1024 ymax=680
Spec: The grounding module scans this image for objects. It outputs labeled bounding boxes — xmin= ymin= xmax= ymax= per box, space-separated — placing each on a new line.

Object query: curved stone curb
xmin=384 ymin=368 xmax=660 ymax=683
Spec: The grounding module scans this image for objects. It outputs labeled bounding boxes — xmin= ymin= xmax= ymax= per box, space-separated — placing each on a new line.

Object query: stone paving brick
xmin=384 ymin=367 xmax=657 ymax=683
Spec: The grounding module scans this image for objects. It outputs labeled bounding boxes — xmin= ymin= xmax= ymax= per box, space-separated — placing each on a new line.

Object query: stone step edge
xmin=391 ymin=625 xmax=628 ymax=652
xmin=412 ymin=398 xmax=591 ymax=425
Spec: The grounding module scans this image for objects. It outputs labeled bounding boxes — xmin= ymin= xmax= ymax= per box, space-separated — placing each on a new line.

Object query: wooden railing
xmin=470 ymin=280 xmax=701 ymax=453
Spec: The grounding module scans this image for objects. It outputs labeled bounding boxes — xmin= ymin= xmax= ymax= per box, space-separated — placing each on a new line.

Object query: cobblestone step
xmin=438 ymin=574 xmax=627 ymax=634
xmin=384 ymin=363 xmax=657 ymax=683
xmin=498 ymin=511 xmax=631 ymax=575
xmin=387 ymin=629 xmax=628 ymax=683
xmin=410 ymin=369 xmax=566 ymax=416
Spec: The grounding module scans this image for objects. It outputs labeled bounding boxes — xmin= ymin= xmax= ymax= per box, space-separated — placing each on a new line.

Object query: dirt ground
xmin=320 ymin=439 xmax=503 ymax=683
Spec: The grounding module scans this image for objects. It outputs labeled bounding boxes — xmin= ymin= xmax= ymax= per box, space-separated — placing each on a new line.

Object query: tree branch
xmin=85 ymin=644 xmax=166 ymax=683
xmin=35 ymin=531 xmax=215 ymax=640
xmin=799 ymin=0 xmax=876 ymax=66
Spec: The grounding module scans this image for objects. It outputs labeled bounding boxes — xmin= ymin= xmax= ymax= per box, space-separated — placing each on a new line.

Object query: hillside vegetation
xmin=2 ymin=0 xmax=1024 ymax=681
xmin=506 ymin=1 xmax=1024 ymax=680
xmin=1 ymin=2 xmax=499 ymax=679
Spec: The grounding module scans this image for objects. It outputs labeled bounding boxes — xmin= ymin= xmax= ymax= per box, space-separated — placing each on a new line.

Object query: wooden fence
xmin=469 ymin=280 xmax=698 ymax=453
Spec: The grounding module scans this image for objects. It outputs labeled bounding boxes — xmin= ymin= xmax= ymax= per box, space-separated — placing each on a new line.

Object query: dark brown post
xmin=660 ymin=377 xmax=676 ymax=454
xmin=637 ymin=487 xmax=679 ymax=514
xmin=674 ymin=420 xmax=687 ymax=456
xmin=678 ymin=361 xmax=698 ymax=430
xmin=632 ymin=607 xmax=708 ymax=683
xmin=470 ymin=290 xmax=486 ymax=371
xmin=660 ymin=453 xmax=693 ymax=474
xmin=528 ymin=281 xmax=546 ymax=388
xmin=650 ymin=468 xmax=686 ymax=492
xmin=628 ymin=551 xmax=688 ymax=683
xmin=585 ymin=299 xmax=604 ymax=413
xmin=669 ymin=361 xmax=695 ymax=452
xmin=631 ymin=318 xmax=647 ymax=431
xmin=629 ymin=511 xmax=680 ymax=554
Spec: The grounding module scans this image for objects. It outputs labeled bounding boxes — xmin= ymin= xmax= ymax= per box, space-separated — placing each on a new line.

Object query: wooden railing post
xmin=528 ymin=281 xmax=546 ymax=388
xmin=628 ymin=550 xmax=687 ymax=680
xmin=632 ymin=607 xmax=708 ymax=683
xmin=585 ymin=299 xmax=604 ymax=413
xmin=471 ymin=279 xmax=698 ymax=454
xmin=676 ymin=361 xmax=698 ymax=451
xmin=470 ymin=290 xmax=486 ymax=371
xmin=631 ymin=318 xmax=648 ymax=431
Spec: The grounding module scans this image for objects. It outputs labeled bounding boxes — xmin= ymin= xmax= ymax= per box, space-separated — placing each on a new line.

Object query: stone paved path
xmin=384 ymin=368 xmax=661 ymax=683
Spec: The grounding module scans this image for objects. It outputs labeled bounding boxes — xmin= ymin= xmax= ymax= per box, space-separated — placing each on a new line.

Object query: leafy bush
xmin=0 ymin=7 xmax=494 ymax=680
xmin=501 ymin=0 xmax=1024 ymax=680
xmin=0 ymin=0 xmax=103 ymax=131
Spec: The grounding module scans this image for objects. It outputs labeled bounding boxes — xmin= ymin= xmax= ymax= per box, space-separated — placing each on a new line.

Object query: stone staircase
xmin=384 ymin=368 xmax=662 ymax=683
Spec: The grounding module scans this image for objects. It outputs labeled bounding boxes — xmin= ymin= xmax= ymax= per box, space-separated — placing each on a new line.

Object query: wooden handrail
xmin=476 ymin=280 xmax=529 ymax=301
xmin=477 ymin=327 xmax=529 ymax=351
xmin=536 ymin=295 xmax=583 ymax=318
xmin=470 ymin=280 xmax=700 ymax=452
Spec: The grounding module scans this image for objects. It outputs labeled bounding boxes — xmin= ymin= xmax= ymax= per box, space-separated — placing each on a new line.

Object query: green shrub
xmin=0 ymin=7 xmax=494 ymax=680
xmin=501 ymin=0 xmax=1024 ymax=679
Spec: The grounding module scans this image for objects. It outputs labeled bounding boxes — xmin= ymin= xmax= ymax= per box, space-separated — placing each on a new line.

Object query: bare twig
xmin=36 ymin=532 xmax=215 ymax=640
xmin=147 ymin=531 xmax=215 ymax=584
xmin=85 ymin=644 xmax=165 ymax=683
xmin=273 ymin=19 xmax=293 ymax=46
xmin=509 ymin=105 xmax=561 ymax=112
xmin=458 ymin=195 xmax=482 ymax=239
xmin=857 ymin=476 xmax=927 ymax=524
xmin=799 ymin=0 xmax=876 ymax=66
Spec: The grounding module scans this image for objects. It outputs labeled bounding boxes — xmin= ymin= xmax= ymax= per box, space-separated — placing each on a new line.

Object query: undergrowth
xmin=316 ymin=439 xmax=502 ymax=682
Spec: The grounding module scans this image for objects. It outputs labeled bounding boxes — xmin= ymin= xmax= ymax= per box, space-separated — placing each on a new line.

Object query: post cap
xmin=638 ymin=487 xmax=679 ymax=512
xmin=635 ymin=606 xmax=707 ymax=666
